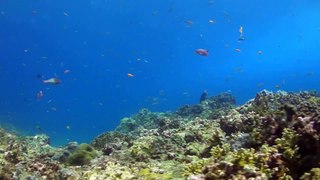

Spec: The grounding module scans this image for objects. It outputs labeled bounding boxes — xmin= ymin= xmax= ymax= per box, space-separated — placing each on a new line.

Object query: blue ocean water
xmin=0 ymin=0 xmax=319 ymax=146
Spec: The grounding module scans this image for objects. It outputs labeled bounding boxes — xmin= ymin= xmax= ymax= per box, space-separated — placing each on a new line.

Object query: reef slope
xmin=1 ymin=90 xmax=320 ymax=179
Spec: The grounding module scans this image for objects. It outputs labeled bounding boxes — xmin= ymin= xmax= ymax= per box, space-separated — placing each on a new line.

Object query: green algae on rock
xmin=66 ymin=143 xmax=98 ymax=166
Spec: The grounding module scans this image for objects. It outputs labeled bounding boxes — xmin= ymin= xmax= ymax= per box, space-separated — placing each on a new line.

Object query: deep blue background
xmin=0 ymin=0 xmax=319 ymax=146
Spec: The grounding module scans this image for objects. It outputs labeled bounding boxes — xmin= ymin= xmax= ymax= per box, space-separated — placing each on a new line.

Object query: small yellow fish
xmin=239 ymin=26 xmax=243 ymax=34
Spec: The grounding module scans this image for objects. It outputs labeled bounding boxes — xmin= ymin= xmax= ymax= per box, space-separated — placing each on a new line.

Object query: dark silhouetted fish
xmin=36 ymin=73 xmax=44 ymax=79
xmin=200 ymin=90 xmax=208 ymax=103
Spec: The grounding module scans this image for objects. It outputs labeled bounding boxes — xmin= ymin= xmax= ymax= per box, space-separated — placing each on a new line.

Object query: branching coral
xmin=184 ymin=158 xmax=210 ymax=177
xmin=138 ymin=168 xmax=171 ymax=179
xmin=275 ymin=128 xmax=299 ymax=160
xmin=210 ymin=143 xmax=231 ymax=161
xmin=300 ymin=168 xmax=320 ymax=180
xmin=129 ymin=136 xmax=155 ymax=161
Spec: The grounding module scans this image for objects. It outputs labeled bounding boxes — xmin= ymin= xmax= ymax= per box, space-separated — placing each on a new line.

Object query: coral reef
xmin=1 ymin=90 xmax=320 ymax=179
xmin=66 ymin=143 xmax=98 ymax=166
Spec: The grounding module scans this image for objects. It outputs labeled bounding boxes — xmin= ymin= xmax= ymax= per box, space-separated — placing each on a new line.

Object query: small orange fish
xmin=36 ymin=90 xmax=44 ymax=100
xmin=127 ymin=73 xmax=134 ymax=77
xmin=235 ymin=48 xmax=241 ymax=53
xmin=195 ymin=49 xmax=209 ymax=56
xmin=239 ymin=26 xmax=243 ymax=34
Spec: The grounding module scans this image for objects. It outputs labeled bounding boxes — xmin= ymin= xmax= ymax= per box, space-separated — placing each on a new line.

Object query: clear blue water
xmin=0 ymin=0 xmax=319 ymax=146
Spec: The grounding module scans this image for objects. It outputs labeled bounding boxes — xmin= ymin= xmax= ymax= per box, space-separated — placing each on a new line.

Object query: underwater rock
xmin=52 ymin=142 xmax=79 ymax=163
xmin=66 ymin=143 xmax=98 ymax=166
xmin=91 ymin=131 xmax=132 ymax=154
xmin=279 ymin=104 xmax=297 ymax=122
xmin=115 ymin=108 xmax=171 ymax=137
xmin=176 ymin=105 xmax=204 ymax=117
xmin=51 ymin=141 xmax=79 ymax=163
xmin=176 ymin=92 xmax=236 ymax=120
xmin=64 ymin=141 xmax=78 ymax=152
xmin=206 ymin=92 xmax=236 ymax=109
xmin=102 ymin=144 xmax=113 ymax=155
xmin=58 ymin=168 xmax=80 ymax=179
xmin=32 ymin=134 xmax=51 ymax=145
xmin=53 ymin=150 xmax=71 ymax=163
xmin=27 ymin=157 xmax=60 ymax=179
